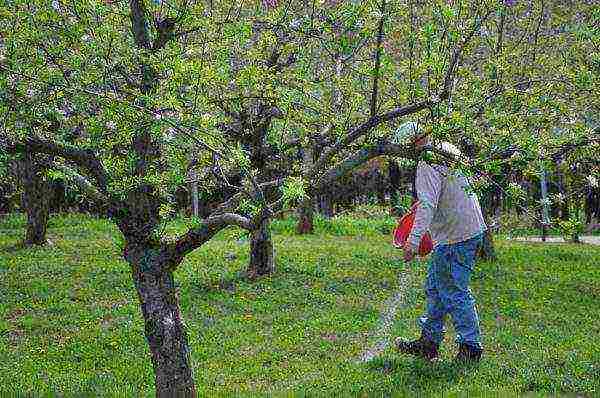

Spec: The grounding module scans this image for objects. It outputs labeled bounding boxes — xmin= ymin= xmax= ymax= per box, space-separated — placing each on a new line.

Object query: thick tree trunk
xmin=296 ymin=196 xmax=314 ymax=235
xmin=20 ymin=152 xmax=50 ymax=246
xmin=125 ymin=245 xmax=196 ymax=398
xmin=248 ymin=220 xmax=275 ymax=277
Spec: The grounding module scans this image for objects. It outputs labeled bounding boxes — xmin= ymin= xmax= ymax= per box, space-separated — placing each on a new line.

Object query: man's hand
xmin=403 ymin=243 xmax=415 ymax=263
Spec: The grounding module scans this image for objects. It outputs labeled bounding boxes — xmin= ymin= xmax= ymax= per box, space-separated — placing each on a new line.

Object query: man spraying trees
xmin=395 ymin=122 xmax=487 ymax=363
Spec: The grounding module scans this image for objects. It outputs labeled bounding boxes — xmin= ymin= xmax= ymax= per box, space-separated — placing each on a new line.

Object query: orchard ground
xmin=0 ymin=213 xmax=598 ymax=397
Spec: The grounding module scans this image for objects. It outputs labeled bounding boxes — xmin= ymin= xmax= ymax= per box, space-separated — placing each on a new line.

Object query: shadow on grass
xmin=367 ymin=355 xmax=479 ymax=392
xmin=0 ymin=240 xmax=55 ymax=255
xmin=0 ymin=242 xmax=27 ymax=254
xmin=189 ymin=270 xmax=250 ymax=295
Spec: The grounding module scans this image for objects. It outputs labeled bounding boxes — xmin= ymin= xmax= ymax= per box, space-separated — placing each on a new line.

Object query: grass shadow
xmin=0 ymin=242 xmax=27 ymax=254
xmin=367 ymin=355 xmax=481 ymax=392
xmin=188 ymin=270 xmax=250 ymax=295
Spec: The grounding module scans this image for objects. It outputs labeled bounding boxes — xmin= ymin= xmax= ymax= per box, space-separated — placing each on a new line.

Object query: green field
xmin=0 ymin=214 xmax=598 ymax=397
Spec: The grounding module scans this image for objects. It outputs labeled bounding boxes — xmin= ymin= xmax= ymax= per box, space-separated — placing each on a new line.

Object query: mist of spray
xmin=357 ymin=271 xmax=410 ymax=363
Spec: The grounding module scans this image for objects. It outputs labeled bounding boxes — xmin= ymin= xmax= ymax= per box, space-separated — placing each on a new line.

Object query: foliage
xmin=2 ymin=0 xmax=598 ymax=219
xmin=556 ymin=203 xmax=586 ymax=243
xmin=279 ymin=177 xmax=307 ymax=208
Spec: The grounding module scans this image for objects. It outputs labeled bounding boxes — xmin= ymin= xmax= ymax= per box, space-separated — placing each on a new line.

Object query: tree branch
xmin=440 ymin=9 xmax=494 ymax=101
xmin=51 ymin=162 xmax=109 ymax=204
xmin=309 ymin=100 xmax=432 ymax=178
xmin=370 ymin=0 xmax=387 ymax=118
xmin=312 ymin=140 xmax=416 ymax=194
xmin=130 ymin=0 xmax=151 ymax=50
xmin=170 ymin=213 xmax=252 ymax=261
xmin=212 ymin=177 xmax=286 ymax=214
xmin=9 ymin=136 xmax=109 ymax=194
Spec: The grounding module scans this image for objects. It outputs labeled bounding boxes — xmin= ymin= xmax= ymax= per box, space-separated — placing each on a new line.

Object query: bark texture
xmin=125 ymin=245 xmax=196 ymax=398
xmin=248 ymin=220 xmax=275 ymax=278
xmin=19 ymin=152 xmax=50 ymax=246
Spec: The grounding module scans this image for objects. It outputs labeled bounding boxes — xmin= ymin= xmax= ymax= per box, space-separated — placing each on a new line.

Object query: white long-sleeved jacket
xmin=408 ymin=161 xmax=487 ymax=250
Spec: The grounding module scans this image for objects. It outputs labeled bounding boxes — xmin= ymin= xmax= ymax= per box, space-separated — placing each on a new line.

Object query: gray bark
xmin=248 ymin=220 xmax=275 ymax=278
xmin=125 ymin=244 xmax=196 ymax=398
xmin=19 ymin=152 xmax=50 ymax=246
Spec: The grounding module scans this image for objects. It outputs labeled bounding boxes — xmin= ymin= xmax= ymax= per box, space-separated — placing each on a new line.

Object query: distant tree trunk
xmin=388 ymin=160 xmax=401 ymax=215
xmin=297 ymin=146 xmax=315 ymax=234
xmin=248 ymin=219 xmax=275 ymax=278
xmin=320 ymin=194 xmax=334 ymax=218
xmin=49 ymin=179 xmax=66 ymax=214
xmin=124 ymin=244 xmax=196 ymax=398
xmin=19 ymin=152 xmax=50 ymax=246
xmin=584 ymin=186 xmax=594 ymax=225
xmin=189 ymin=169 xmax=199 ymax=218
xmin=296 ymin=196 xmax=314 ymax=234
xmin=557 ymin=174 xmax=570 ymax=220
xmin=569 ymin=198 xmax=582 ymax=244
xmin=478 ymin=216 xmax=497 ymax=261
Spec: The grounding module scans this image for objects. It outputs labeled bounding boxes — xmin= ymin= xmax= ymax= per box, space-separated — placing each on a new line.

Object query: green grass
xmin=0 ymin=214 xmax=598 ymax=397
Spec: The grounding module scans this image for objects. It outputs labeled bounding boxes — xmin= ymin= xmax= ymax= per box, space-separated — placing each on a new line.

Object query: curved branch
xmin=312 ymin=140 xmax=416 ymax=195
xmin=309 ymin=100 xmax=432 ymax=178
xmin=9 ymin=136 xmax=109 ymax=194
xmin=51 ymin=162 xmax=109 ymax=204
xmin=170 ymin=213 xmax=252 ymax=261
xmin=441 ymin=9 xmax=494 ymax=101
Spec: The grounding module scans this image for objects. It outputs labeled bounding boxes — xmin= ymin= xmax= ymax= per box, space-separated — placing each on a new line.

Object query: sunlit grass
xmin=0 ymin=214 xmax=598 ymax=396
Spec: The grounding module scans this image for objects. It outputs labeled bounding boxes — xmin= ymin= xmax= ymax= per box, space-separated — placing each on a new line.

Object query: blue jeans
xmin=419 ymin=233 xmax=483 ymax=349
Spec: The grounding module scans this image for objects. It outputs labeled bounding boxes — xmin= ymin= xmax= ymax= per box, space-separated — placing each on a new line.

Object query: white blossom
xmin=554 ymin=192 xmax=565 ymax=203
xmin=106 ymin=121 xmax=117 ymax=130
xmin=440 ymin=141 xmax=462 ymax=157
xmin=587 ymin=175 xmax=598 ymax=188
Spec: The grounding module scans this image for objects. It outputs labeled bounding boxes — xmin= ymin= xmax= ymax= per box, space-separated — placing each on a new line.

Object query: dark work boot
xmin=395 ymin=334 xmax=439 ymax=361
xmin=454 ymin=343 xmax=483 ymax=363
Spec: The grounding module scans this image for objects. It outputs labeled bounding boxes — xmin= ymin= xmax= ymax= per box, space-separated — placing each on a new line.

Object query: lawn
xmin=0 ymin=214 xmax=598 ymax=397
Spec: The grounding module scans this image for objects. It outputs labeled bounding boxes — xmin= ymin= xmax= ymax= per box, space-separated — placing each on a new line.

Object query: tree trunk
xmin=125 ymin=244 xmax=196 ymax=398
xmin=296 ymin=196 xmax=314 ymax=235
xmin=388 ymin=160 xmax=401 ymax=216
xmin=297 ymin=146 xmax=315 ymax=234
xmin=477 ymin=228 xmax=497 ymax=261
xmin=20 ymin=152 xmax=50 ymax=246
xmin=248 ymin=220 xmax=275 ymax=277
xmin=320 ymin=195 xmax=334 ymax=218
